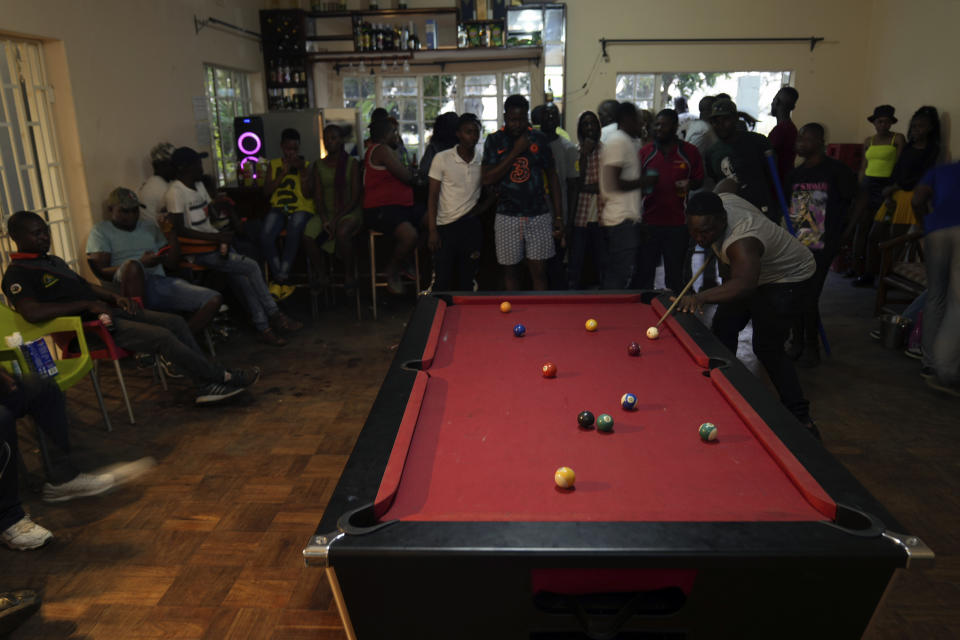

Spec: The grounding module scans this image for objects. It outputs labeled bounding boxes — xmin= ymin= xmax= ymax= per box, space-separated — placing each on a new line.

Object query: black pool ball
xmin=627 ymin=342 xmax=642 ymax=356
xmin=577 ymin=411 xmax=595 ymax=429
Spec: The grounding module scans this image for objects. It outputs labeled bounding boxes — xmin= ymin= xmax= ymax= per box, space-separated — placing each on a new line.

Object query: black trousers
xmin=793 ymin=247 xmax=838 ymax=348
xmin=434 ymin=216 xmax=482 ymax=291
xmin=0 ymin=377 xmax=78 ymax=531
xmin=711 ymin=279 xmax=813 ymax=424
xmin=636 ymin=224 xmax=690 ymax=293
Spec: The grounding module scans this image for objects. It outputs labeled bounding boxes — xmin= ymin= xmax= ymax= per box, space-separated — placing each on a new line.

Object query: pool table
xmin=304 ymin=293 xmax=932 ymax=640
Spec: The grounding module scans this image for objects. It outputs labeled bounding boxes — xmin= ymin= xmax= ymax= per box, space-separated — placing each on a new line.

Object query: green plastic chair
xmin=0 ymin=304 xmax=115 ymax=432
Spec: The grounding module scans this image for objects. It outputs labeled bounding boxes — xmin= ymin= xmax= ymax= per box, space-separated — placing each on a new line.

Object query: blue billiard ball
xmin=513 ymin=324 xmax=526 ymax=337
xmin=621 ymin=393 xmax=638 ymax=411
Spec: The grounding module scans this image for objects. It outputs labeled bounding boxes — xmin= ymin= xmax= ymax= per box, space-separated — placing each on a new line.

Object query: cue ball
xmin=646 ymin=326 xmax=660 ymax=340
xmin=554 ymin=466 xmax=576 ymax=489
xmin=513 ymin=324 xmax=526 ymax=337
xmin=699 ymin=422 xmax=718 ymax=442
xmin=500 ymin=301 xmax=512 ymax=313
xmin=577 ymin=410 xmax=595 ymax=429
xmin=541 ymin=362 xmax=558 ymax=378
xmin=596 ymin=413 xmax=614 ymax=432
xmin=627 ymin=342 xmax=642 ymax=356
xmin=585 ymin=318 xmax=598 ymax=332
xmin=621 ymin=393 xmax=638 ymax=410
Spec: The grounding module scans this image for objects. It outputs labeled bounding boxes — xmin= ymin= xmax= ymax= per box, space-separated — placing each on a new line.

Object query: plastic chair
xmin=0 ymin=306 xmax=115 ymax=432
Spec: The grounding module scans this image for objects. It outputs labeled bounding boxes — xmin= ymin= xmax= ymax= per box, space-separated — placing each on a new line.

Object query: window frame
xmin=341 ymin=69 xmax=532 ymax=159
xmin=204 ymin=63 xmax=253 ymax=188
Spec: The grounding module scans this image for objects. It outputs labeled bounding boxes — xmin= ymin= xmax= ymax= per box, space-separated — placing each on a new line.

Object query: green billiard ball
xmin=596 ymin=413 xmax=614 ymax=432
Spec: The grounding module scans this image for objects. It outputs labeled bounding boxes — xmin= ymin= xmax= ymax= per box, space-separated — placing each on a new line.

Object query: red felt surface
xmin=379 ymin=297 xmax=834 ymax=523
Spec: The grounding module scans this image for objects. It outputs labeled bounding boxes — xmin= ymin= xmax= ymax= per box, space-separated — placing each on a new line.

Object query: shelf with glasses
xmin=307 ymin=7 xmax=458 ymax=19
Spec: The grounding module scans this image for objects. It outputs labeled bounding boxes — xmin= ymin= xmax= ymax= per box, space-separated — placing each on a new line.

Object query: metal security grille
xmin=0 ymin=37 xmax=75 ymax=270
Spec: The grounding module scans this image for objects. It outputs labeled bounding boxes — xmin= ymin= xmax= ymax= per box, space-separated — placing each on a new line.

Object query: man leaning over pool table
xmin=676 ymin=184 xmax=819 ymax=437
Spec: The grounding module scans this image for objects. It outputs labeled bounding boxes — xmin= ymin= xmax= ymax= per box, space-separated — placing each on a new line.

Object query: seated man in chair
xmin=2 ymin=211 xmax=260 ymax=406
xmin=87 ymin=187 xmax=223 ymax=336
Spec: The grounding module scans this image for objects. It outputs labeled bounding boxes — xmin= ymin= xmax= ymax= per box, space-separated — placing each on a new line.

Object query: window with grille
xmin=204 ymin=64 xmax=253 ymax=188
xmin=341 ymin=70 xmax=532 ymax=159
xmin=0 ymin=37 xmax=76 ymax=271
xmin=615 ymin=71 xmax=793 ymax=135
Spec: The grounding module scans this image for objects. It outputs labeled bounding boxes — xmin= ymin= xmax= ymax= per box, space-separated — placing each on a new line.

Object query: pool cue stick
xmin=655 ymin=256 xmax=713 ymax=328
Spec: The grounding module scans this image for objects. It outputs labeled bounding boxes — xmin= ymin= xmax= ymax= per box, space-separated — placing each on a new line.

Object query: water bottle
xmin=4 ymin=333 xmax=24 ymax=379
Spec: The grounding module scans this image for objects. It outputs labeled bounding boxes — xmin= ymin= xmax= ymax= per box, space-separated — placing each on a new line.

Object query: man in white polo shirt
xmin=427 ymin=114 xmax=488 ymax=291
xmin=599 ymin=102 xmax=646 ymax=289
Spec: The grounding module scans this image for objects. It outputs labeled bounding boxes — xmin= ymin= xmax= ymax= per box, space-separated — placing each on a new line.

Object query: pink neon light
xmin=237 ymin=131 xmax=262 ymax=155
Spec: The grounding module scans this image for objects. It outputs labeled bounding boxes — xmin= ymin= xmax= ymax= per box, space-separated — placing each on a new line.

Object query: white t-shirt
xmin=164 ymin=179 xmax=217 ymax=234
xmin=600 ymin=122 xmax=619 ymax=145
xmin=428 ymin=147 xmax=482 ymax=226
xmin=713 ymin=193 xmax=816 ymax=285
xmin=138 ymin=175 xmax=169 ymax=225
xmin=599 ymin=128 xmax=642 ymax=227
xmin=548 ymin=136 xmax=579 ymax=223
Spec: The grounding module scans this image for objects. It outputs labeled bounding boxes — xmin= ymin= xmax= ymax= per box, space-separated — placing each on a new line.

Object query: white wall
xmin=1 ymin=0 xmax=265 ymax=254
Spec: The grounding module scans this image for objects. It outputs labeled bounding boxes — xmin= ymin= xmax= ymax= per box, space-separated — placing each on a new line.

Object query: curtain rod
xmin=600 ymin=36 xmax=824 ymax=59
xmin=194 ymin=15 xmax=261 ymax=40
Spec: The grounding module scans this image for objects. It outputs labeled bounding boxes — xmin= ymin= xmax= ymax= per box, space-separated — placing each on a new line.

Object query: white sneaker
xmin=42 ymin=472 xmax=115 ymax=503
xmin=1 ymin=516 xmax=53 ymax=550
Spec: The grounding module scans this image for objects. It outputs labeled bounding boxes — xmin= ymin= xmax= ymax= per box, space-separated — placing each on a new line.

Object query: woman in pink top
xmin=364 ymin=119 xmax=422 ymax=293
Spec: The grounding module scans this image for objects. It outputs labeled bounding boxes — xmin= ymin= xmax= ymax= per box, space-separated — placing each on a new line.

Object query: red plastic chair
xmin=51 ymin=299 xmax=166 ymax=426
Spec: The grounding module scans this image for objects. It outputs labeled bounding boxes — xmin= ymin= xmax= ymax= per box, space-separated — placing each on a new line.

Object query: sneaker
xmin=43 ymin=472 xmax=115 ymax=503
xmin=157 ymin=354 xmax=185 ymax=379
xmin=0 ymin=589 xmax=42 ymax=635
xmin=869 ymin=329 xmax=881 ymax=341
xmin=268 ymin=282 xmax=285 ymax=300
xmin=904 ymin=345 xmax=923 ymax=360
xmin=1 ymin=516 xmax=53 ymax=550
xmin=270 ymin=312 xmax=303 ymax=332
xmin=135 ymin=353 xmax=157 ymax=368
xmin=195 ymin=381 xmax=246 ymax=405
xmin=257 ymin=328 xmax=287 ymax=347
xmin=920 ymin=366 xmax=936 ymax=380
xmin=386 ymin=273 xmax=405 ymax=295
xmin=228 ymin=366 xmax=261 ymax=388
xmin=925 ymin=376 xmax=960 ymax=398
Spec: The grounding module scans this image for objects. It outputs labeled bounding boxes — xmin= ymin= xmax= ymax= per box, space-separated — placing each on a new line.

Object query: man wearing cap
xmin=676 ymin=187 xmax=818 ymax=436
xmin=87 ymin=187 xmax=223 ymax=335
xmin=704 ymin=98 xmax=779 ymax=222
xmin=139 ymin=142 xmax=176 ymax=226
xmin=2 ymin=211 xmax=260 ymax=406
xmin=165 ymin=147 xmax=301 ymax=346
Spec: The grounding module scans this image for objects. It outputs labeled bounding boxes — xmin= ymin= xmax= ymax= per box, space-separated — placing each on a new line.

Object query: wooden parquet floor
xmin=3 ymin=279 xmax=958 ymax=639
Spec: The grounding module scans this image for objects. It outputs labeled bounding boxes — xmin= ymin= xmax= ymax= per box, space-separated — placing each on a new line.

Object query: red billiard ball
xmin=627 ymin=342 xmax=642 ymax=356
xmin=541 ymin=362 xmax=558 ymax=378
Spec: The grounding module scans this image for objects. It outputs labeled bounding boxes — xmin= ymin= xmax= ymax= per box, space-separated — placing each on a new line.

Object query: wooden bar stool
xmin=368 ymin=229 xmax=420 ymax=321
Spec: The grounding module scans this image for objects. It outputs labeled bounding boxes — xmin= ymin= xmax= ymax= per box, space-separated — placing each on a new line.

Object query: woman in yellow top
xmin=303 ymin=124 xmax=363 ymax=295
xmin=847 ymin=105 xmax=906 ymax=280
xmin=856 ymin=106 xmax=941 ymax=287
xmin=262 ymin=128 xmax=315 ymax=297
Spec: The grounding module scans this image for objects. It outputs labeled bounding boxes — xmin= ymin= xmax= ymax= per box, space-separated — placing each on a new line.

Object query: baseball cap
xmin=708 ymin=98 xmax=738 ymax=120
xmin=105 ymin=187 xmax=145 ymax=210
xmin=150 ymin=142 xmax=175 ymax=163
xmin=170 ymin=146 xmax=209 ymax=168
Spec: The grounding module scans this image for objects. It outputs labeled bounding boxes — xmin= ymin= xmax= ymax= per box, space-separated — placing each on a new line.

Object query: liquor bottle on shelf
xmin=401 ymin=23 xmax=409 ymax=50
xmin=407 ymin=21 xmax=418 ymax=51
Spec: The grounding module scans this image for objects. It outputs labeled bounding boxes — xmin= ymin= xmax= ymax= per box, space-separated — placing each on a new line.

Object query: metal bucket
xmin=878 ymin=314 xmax=912 ymax=350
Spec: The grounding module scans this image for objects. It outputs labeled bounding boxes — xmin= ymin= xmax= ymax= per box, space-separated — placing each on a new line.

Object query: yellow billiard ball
xmin=554 ymin=466 xmax=576 ymax=489
xmin=500 ymin=301 xmax=512 ymax=313
xmin=585 ymin=318 xmax=598 ymax=332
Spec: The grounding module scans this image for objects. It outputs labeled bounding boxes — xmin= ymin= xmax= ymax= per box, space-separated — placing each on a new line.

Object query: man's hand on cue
xmin=673 ymin=293 xmax=704 ymax=314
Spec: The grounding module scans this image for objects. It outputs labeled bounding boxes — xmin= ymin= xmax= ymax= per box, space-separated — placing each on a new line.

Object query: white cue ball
xmin=646 ymin=326 xmax=660 ymax=340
